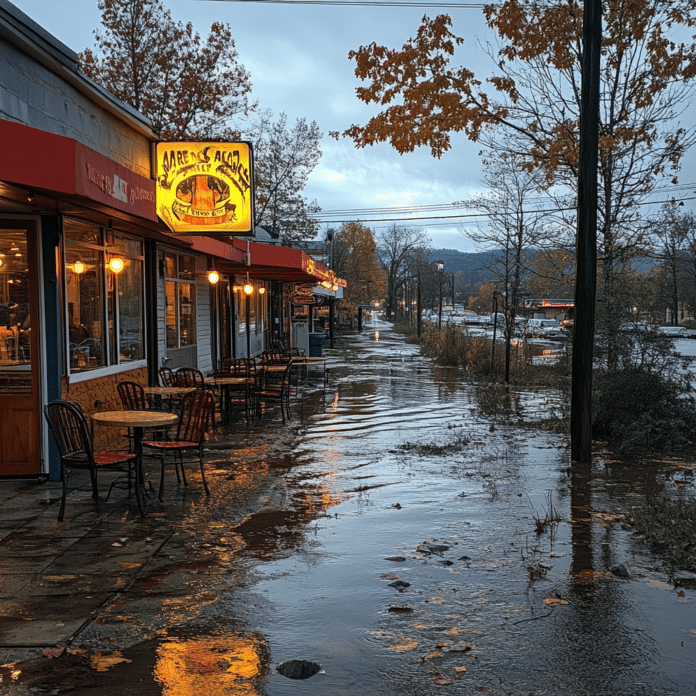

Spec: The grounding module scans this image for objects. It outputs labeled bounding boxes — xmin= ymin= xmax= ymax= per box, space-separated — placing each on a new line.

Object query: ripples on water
xmin=235 ymin=328 xmax=694 ymax=696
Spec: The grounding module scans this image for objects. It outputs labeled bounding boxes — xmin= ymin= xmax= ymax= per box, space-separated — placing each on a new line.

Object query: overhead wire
xmin=198 ymin=0 xmax=486 ymax=6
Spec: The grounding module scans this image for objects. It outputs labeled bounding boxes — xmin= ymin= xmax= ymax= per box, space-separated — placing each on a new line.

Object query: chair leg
xmin=198 ymin=446 xmax=210 ymax=496
xmin=89 ymin=467 xmax=100 ymax=501
xmin=159 ymin=452 xmax=167 ymax=501
xmin=58 ymin=466 xmax=67 ymax=522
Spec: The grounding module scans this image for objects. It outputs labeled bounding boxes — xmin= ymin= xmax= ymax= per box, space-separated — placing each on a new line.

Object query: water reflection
xmin=155 ymin=633 xmax=269 ymax=695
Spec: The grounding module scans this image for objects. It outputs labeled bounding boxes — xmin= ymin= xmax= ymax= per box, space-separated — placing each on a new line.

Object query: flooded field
xmin=232 ymin=326 xmax=696 ymax=695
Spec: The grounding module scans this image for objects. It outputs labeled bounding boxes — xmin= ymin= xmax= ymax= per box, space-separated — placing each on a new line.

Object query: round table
xmin=92 ymin=410 xmax=178 ymax=515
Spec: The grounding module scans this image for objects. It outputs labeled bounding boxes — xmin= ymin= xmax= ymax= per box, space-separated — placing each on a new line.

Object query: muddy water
xmin=232 ymin=326 xmax=696 ymax=696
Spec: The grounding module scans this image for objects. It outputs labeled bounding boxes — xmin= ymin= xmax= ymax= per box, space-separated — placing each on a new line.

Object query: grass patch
xmin=397 ymin=426 xmax=471 ymax=456
xmin=631 ymin=497 xmax=696 ymax=572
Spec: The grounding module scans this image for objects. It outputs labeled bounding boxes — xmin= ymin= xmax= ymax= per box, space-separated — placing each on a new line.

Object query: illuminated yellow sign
xmin=155 ymin=141 xmax=254 ymax=235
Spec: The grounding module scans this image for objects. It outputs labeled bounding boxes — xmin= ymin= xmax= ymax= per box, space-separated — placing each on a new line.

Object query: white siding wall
xmin=195 ymin=255 xmax=213 ymax=374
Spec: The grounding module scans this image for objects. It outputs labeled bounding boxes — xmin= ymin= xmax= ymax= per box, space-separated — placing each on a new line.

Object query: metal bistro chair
xmin=255 ymin=362 xmax=292 ymax=424
xmin=142 ymin=389 xmax=214 ymax=501
xmin=176 ymin=367 xmax=222 ymax=430
xmin=213 ymin=359 xmax=256 ymax=425
xmin=44 ymin=400 xmax=139 ymax=521
xmin=159 ymin=366 xmax=176 ymax=387
xmin=117 ymin=380 xmax=171 ymax=447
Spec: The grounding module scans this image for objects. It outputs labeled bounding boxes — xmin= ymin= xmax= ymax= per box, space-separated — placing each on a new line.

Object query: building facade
xmin=0 ymin=0 xmax=341 ymax=480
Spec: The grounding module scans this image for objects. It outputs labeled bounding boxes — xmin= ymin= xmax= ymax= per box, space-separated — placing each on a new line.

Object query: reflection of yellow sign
xmin=156 ymin=142 xmax=254 ymax=235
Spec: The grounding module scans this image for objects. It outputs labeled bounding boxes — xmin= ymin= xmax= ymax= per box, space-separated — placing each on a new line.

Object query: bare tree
xmin=651 ymin=202 xmax=696 ymax=325
xmin=252 ymin=112 xmax=323 ymax=245
xmin=377 ymin=225 xmax=431 ymax=320
xmin=464 ymin=151 xmax=553 ymax=381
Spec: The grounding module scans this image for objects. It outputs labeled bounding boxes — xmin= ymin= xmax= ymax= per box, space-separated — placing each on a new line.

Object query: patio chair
xmin=175 ymin=367 xmax=205 ymax=388
xmin=213 ymin=359 xmax=257 ymax=425
xmin=117 ymin=379 xmax=172 ymax=448
xmin=255 ymin=362 xmax=292 ymax=423
xmin=142 ymin=389 xmax=214 ymax=501
xmin=159 ymin=366 xmax=176 ymax=387
xmin=44 ymin=400 xmax=139 ymax=521
xmin=176 ymin=367 xmax=219 ymax=429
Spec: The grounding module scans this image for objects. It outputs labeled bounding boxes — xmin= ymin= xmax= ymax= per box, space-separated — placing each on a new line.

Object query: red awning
xmin=182 ymin=236 xmax=345 ymax=287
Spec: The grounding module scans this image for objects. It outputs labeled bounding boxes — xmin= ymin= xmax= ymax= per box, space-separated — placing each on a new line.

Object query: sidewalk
xmin=0 ymin=413 xmax=303 ymax=665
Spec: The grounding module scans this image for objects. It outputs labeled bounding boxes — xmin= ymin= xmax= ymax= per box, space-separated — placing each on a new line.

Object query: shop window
xmin=164 ymin=252 xmax=197 ymax=349
xmin=0 ymin=229 xmax=31 ymax=370
xmin=65 ymin=221 xmax=144 ymax=372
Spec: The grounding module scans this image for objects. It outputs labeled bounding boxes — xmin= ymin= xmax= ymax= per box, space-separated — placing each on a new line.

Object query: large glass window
xmin=65 ymin=221 xmax=144 ymax=372
xmin=164 ymin=252 xmax=197 ymax=349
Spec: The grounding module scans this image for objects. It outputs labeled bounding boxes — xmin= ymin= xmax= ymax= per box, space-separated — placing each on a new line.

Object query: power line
xmin=314 ymin=183 xmax=696 ymax=223
xmin=315 ymin=194 xmax=696 ymax=226
xmin=198 ymin=0 xmax=485 ymax=6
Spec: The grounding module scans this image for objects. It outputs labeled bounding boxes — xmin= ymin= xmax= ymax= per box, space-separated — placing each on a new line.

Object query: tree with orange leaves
xmin=341 ymin=0 xmax=696 ymax=336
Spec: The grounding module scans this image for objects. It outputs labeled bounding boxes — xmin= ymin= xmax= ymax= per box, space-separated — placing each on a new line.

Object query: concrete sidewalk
xmin=0 ymin=418 xmax=302 ymax=665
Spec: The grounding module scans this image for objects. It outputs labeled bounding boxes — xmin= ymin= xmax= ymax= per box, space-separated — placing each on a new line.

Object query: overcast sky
xmin=13 ymin=0 xmax=500 ymax=252
xmin=13 ymin=0 xmax=696 ymax=255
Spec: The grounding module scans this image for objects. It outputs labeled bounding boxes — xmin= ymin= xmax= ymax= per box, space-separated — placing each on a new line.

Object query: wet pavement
xmin=2 ymin=325 xmax=696 ymax=694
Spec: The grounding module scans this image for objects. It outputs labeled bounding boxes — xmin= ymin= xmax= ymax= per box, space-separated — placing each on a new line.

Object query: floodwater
xmin=6 ymin=324 xmax=696 ymax=695
xmin=228 ymin=324 xmax=696 ymax=696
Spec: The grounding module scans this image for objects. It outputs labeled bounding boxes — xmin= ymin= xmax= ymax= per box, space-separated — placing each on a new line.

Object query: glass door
xmin=0 ymin=222 xmax=40 ymax=476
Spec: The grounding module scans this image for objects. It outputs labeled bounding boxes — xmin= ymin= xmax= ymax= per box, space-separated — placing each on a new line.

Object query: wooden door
xmin=0 ymin=221 xmax=40 ymax=476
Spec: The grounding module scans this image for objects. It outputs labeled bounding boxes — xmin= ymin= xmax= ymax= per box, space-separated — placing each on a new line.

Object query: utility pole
xmin=571 ymin=0 xmax=601 ymax=462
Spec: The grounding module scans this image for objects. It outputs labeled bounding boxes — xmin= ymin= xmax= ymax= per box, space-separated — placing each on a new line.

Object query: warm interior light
xmin=0 ymin=258 xmax=4 ymax=269
xmin=109 ymin=257 xmax=125 ymax=274
xmin=243 ymin=283 xmax=254 ymax=295
xmin=72 ymin=260 xmax=85 ymax=274
xmin=258 ymin=287 xmax=266 ymax=295
xmin=207 ymin=269 xmax=220 ymax=284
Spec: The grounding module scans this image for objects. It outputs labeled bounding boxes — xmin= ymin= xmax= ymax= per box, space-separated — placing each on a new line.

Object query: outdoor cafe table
xmin=143 ymin=385 xmax=195 ymax=410
xmin=91 ymin=410 xmax=178 ymax=515
xmin=207 ymin=375 xmax=255 ymax=425
xmin=290 ymin=356 xmax=328 ymax=385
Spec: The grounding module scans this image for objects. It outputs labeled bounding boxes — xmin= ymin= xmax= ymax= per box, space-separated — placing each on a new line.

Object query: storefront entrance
xmin=0 ymin=221 xmax=41 ymax=476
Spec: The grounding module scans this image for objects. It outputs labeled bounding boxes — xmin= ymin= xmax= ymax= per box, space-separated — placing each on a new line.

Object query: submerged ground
xmin=2 ymin=325 xmax=696 ymax=695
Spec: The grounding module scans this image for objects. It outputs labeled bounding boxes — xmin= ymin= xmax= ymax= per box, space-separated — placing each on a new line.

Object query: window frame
xmin=63 ymin=220 xmax=146 ymax=379
xmin=163 ymin=251 xmax=198 ymax=350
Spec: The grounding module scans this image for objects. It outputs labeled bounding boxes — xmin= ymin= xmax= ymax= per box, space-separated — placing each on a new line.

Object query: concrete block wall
xmin=0 ymin=36 xmax=151 ymax=177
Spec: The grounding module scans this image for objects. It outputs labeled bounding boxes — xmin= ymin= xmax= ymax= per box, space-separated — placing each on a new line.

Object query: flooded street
xmin=232 ymin=326 xmax=696 ymax=696
xmin=3 ymin=326 xmax=696 ymax=695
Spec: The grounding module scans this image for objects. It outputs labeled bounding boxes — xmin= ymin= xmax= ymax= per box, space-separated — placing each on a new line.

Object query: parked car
xmin=658 ymin=326 xmax=689 ymax=338
xmin=523 ymin=318 xmax=566 ymax=339
xmin=619 ymin=322 xmax=653 ymax=333
xmin=482 ymin=312 xmax=506 ymax=326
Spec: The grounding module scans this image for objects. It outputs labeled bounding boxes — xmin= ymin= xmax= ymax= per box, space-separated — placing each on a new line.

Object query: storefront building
xmin=0 ymin=0 xmax=341 ymax=481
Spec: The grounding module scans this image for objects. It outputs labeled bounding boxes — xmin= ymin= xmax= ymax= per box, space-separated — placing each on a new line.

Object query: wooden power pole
xmin=571 ymin=0 xmax=602 ymax=462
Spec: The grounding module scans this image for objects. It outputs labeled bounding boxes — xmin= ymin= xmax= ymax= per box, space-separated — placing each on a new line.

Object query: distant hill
xmin=429 ymin=248 xmax=498 ymax=286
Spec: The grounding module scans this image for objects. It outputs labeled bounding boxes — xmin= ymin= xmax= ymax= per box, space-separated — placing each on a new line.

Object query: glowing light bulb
xmin=109 ymin=257 xmax=125 ymax=273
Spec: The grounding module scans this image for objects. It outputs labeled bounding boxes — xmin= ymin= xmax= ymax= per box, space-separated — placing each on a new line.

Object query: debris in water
xmin=276 ymin=659 xmax=322 ymax=679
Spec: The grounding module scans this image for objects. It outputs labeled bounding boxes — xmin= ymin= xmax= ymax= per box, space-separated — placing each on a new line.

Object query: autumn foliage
xmin=79 ymin=0 xmax=254 ymax=140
